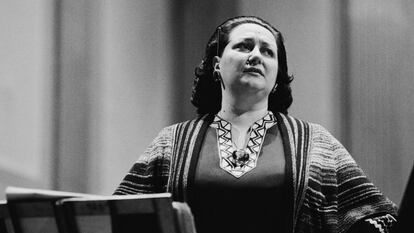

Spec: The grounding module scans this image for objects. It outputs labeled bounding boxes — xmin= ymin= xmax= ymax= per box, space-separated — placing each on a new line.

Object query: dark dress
xmin=192 ymin=123 xmax=287 ymax=233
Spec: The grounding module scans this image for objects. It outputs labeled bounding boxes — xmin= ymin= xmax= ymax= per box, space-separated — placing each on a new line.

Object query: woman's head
xmin=191 ymin=16 xmax=294 ymax=115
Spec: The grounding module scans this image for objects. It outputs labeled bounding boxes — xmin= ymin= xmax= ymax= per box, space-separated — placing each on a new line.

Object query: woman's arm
xmin=113 ymin=126 xmax=174 ymax=195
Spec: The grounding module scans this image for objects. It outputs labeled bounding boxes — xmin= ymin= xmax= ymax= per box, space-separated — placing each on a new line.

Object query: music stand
xmin=0 ymin=200 xmax=14 ymax=233
xmin=7 ymin=199 xmax=62 ymax=233
xmin=5 ymin=186 xmax=97 ymax=233
xmin=57 ymin=193 xmax=193 ymax=233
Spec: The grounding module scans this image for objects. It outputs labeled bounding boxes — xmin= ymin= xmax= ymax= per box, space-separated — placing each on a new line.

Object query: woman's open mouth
xmin=243 ymin=67 xmax=264 ymax=76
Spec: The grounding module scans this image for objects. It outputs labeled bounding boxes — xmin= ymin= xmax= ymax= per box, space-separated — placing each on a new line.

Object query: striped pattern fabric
xmin=279 ymin=114 xmax=314 ymax=231
xmin=294 ymin=122 xmax=397 ymax=233
xmin=113 ymin=112 xmax=397 ymax=233
xmin=167 ymin=114 xmax=212 ymax=202
xmin=112 ymin=124 xmax=176 ymax=195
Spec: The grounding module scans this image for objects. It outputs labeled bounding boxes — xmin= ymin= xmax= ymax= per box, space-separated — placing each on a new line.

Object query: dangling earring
xmin=213 ymin=70 xmax=225 ymax=90
xmin=213 ymin=70 xmax=221 ymax=82
xmin=271 ymin=83 xmax=278 ymax=93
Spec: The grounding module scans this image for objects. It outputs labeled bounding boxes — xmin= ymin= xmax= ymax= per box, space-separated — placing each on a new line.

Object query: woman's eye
xmin=262 ymin=48 xmax=274 ymax=57
xmin=236 ymin=43 xmax=251 ymax=51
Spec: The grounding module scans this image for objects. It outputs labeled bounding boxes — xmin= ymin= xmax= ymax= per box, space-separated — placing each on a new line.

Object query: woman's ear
xmin=213 ymin=56 xmax=221 ymax=72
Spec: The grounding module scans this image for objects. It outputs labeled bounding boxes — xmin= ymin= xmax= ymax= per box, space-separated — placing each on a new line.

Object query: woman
xmin=114 ymin=16 xmax=397 ymax=233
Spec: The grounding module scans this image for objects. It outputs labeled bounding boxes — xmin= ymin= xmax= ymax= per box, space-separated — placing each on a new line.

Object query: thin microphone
xmin=216 ymin=27 xmax=221 ymax=56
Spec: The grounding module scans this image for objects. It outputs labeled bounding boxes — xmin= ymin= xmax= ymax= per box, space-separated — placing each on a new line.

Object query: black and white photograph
xmin=0 ymin=1 xmax=413 ymax=232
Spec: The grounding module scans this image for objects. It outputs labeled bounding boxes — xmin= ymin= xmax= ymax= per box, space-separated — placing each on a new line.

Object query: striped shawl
xmin=114 ymin=113 xmax=397 ymax=233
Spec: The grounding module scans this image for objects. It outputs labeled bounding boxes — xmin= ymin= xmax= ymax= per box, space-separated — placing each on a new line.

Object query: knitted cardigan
xmin=114 ymin=113 xmax=397 ymax=233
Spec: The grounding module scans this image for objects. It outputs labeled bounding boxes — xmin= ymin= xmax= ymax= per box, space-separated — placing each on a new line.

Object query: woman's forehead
xmin=228 ymin=23 xmax=276 ymax=45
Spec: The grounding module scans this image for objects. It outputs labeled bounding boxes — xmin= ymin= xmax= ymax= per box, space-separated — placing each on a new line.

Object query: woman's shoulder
xmin=160 ymin=114 xmax=213 ymax=131
xmin=275 ymin=112 xmax=329 ymax=133
xmin=155 ymin=114 xmax=214 ymax=138
xmin=275 ymin=112 xmax=339 ymax=144
xmin=277 ymin=113 xmax=353 ymax=168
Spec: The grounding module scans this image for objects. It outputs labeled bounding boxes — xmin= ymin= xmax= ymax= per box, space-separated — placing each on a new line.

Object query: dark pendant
xmin=232 ymin=149 xmax=250 ymax=163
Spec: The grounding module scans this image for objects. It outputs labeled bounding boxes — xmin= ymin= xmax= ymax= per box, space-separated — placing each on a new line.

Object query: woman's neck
xmin=217 ymin=105 xmax=268 ymax=149
xmin=219 ymin=90 xmax=269 ymax=125
xmin=217 ymin=105 xmax=268 ymax=129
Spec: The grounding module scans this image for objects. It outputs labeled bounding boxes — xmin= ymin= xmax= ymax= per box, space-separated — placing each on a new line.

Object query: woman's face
xmin=216 ymin=23 xmax=278 ymax=96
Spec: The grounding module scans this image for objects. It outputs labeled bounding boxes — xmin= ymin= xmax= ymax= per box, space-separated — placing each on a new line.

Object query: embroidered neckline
xmin=210 ymin=111 xmax=277 ymax=178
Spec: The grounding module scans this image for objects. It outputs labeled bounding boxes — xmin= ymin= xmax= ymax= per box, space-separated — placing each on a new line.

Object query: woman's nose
xmin=247 ymin=46 xmax=262 ymax=65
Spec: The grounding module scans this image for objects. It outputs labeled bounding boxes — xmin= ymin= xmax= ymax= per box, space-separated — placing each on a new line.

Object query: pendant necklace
xmin=230 ymin=126 xmax=252 ymax=168
xmin=211 ymin=111 xmax=277 ymax=178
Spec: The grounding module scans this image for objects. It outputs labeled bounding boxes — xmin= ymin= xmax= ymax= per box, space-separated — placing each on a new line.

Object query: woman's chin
xmin=229 ymin=82 xmax=269 ymax=97
xmin=239 ymin=78 xmax=267 ymax=90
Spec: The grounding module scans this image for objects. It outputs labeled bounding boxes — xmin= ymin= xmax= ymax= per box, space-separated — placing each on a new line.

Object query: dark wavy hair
xmin=191 ymin=16 xmax=294 ymax=115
